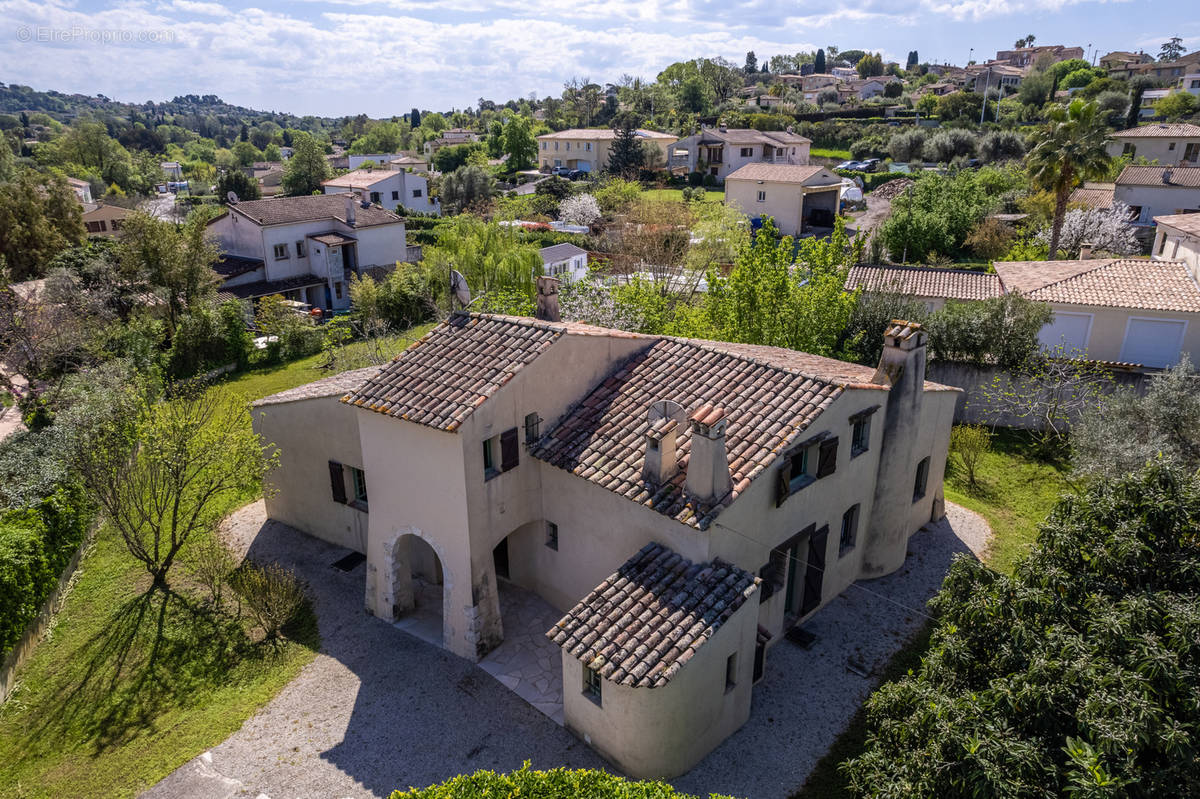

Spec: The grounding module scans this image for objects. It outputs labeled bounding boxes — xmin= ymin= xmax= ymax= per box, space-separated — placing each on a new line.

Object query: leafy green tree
xmin=115 ymin=211 xmax=219 ymax=334
xmin=923 ymin=293 xmax=1052 ymax=370
xmin=744 ymin=51 xmax=757 ymax=74
xmin=439 ymin=164 xmax=496 ymax=214
xmin=215 ymin=169 xmax=261 ymax=202
xmin=502 ymin=115 xmax=537 ymax=170
xmin=349 ymin=121 xmax=406 ymax=155
xmin=845 ymin=462 xmax=1200 ymax=798
xmin=281 ymin=132 xmax=331 ymax=196
xmin=422 ymin=215 xmax=538 ymax=304
xmin=978 ymin=129 xmax=1026 ymax=161
xmin=0 ymin=169 xmax=85 ymax=279
xmin=856 ymin=53 xmax=884 ymax=78
xmin=232 ymin=140 xmax=261 ymax=167
xmin=1155 ymin=91 xmax=1199 ymax=121
xmin=432 ymin=142 xmax=485 ymax=173
xmin=1027 ymin=99 xmax=1112 ymax=259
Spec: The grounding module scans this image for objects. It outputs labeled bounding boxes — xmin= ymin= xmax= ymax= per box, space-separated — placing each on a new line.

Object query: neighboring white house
xmin=322 ymin=168 xmax=437 ymax=214
xmin=831 ymin=66 xmax=858 ymax=80
xmin=669 ymin=127 xmax=812 ymax=181
xmin=206 ymin=193 xmax=408 ymax=312
xmin=161 ymin=161 xmax=183 ymax=180
xmin=1107 ymin=123 xmax=1200 ymax=165
xmin=1114 ymin=165 xmax=1200 ymax=226
xmin=66 ymin=176 xmax=92 ymax=205
xmin=724 ymin=163 xmax=843 ymax=237
xmin=1152 ymin=212 xmax=1200 ymax=272
xmin=539 ymin=243 xmax=588 ymax=283
xmin=252 ymin=307 xmax=957 ymax=778
xmin=423 ymin=128 xmax=481 ymax=157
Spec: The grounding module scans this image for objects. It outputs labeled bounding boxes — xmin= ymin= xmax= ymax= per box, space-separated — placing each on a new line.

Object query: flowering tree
xmin=559 ymin=279 xmax=644 ymax=331
xmin=558 ymin=193 xmax=601 ymax=227
xmin=1035 ymin=201 xmax=1139 ymax=258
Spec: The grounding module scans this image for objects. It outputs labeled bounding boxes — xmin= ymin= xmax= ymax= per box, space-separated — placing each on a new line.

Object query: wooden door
xmin=800 ymin=526 xmax=828 ymax=616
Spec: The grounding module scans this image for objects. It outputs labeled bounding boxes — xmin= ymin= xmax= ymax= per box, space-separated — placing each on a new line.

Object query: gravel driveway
xmin=145 ymin=501 xmax=989 ymax=799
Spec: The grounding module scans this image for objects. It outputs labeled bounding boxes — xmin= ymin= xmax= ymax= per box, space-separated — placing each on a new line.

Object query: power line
xmin=711 ymin=519 xmax=940 ymax=622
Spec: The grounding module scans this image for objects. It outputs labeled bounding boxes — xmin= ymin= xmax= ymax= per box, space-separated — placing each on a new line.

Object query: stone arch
xmin=373 ymin=527 xmax=453 ymax=647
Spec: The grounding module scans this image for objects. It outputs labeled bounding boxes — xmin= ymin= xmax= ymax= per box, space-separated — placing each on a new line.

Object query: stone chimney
xmin=344 ymin=193 xmax=356 ymax=226
xmin=686 ymin=404 xmax=732 ymax=502
xmin=1079 ymin=242 xmax=1095 ymax=260
xmin=535 ymin=275 xmax=561 ymax=322
xmin=642 ymin=417 xmax=679 ymax=485
xmin=872 ymin=319 xmax=927 ymax=392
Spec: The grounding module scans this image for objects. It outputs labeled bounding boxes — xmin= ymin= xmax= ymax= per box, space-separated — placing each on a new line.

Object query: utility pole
xmin=979 ymin=66 xmax=991 ymax=125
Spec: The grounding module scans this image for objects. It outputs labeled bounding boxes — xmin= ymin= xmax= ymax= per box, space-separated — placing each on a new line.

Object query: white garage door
xmin=1038 ymin=311 xmax=1092 ymax=356
xmin=1120 ymin=317 xmax=1188 ymax=367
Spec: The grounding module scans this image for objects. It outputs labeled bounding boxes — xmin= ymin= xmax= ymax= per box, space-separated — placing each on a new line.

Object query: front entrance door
xmin=782 ymin=523 xmax=815 ymax=619
xmin=800 ymin=526 xmax=828 ymax=616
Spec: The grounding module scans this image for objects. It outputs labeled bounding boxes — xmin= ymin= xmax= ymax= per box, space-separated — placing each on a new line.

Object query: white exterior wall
xmin=1041 ymin=302 xmax=1200 ymax=365
xmin=253 ymin=396 xmax=370 ymax=553
xmin=560 ymin=594 xmax=760 ymax=778
xmin=544 ymin=254 xmax=588 ymax=283
xmin=1153 ymin=228 xmax=1200 ymax=273
xmin=1107 ymin=136 xmax=1200 ymax=165
xmin=1113 ymin=183 xmax=1200 ymax=224
xmin=725 ymin=178 xmax=840 ymax=237
xmin=324 ymin=172 xmax=435 ymax=214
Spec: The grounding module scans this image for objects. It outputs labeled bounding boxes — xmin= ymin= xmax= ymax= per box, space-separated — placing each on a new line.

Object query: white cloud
xmin=167 ymin=0 xmax=231 ymax=16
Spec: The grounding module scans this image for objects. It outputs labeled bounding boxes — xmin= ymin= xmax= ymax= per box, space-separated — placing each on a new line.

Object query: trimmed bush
xmin=390 ymin=764 xmax=731 ymax=799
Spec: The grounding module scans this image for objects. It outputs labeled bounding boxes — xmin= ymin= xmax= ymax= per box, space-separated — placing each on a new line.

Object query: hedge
xmin=835 ymin=170 xmax=909 ymax=192
xmin=0 ymin=486 xmax=92 ymax=657
xmin=390 ymin=764 xmax=732 ymax=799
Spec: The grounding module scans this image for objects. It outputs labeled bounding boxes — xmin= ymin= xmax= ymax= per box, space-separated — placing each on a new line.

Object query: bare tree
xmin=72 ymin=385 xmax=277 ymax=592
xmin=979 ymin=346 xmax=1113 ymax=444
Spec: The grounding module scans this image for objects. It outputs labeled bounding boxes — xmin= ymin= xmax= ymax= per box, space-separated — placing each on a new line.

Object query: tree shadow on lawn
xmin=25 ymin=586 xmax=264 ymax=756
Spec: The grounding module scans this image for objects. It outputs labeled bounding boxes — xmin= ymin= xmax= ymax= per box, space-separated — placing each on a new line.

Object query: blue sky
xmin=1 ymin=0 xmax=1196 ymax=118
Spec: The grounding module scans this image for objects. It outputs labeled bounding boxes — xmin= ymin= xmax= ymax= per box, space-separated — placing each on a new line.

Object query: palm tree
xmin=1026 ymin=99 xmax=1112 ymax=260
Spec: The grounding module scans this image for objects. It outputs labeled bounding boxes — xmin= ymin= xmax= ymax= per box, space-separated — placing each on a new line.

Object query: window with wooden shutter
xmin=817 ymin=436 xmax=838 ymax=478
xmin=328 ymin=460 xmax=347 ymax=503
xmin=775 ymin=459 xmax=792 ymax=507
xmin=500 ymin=427 xmax=519 ymax=472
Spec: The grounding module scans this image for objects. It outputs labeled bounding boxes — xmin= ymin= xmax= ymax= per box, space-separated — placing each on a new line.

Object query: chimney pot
xmin=535 ymin=275 xmax=561 ymax=322
xmin=686 ymin=404 xmax=731 ymax=501
xmin=643 ymin=417 xmax=679 ymax=485
xmin=344 ymin=193 xmax=356 ymax=225
xmin=1079 ymin=242 xmax=1095 ymax=260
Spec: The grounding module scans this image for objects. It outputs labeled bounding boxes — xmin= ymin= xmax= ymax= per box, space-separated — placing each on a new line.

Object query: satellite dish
xmin=450 ymin=269 xmax=472 ymax=309
xmin=647 ymin=399 xmax=685 ymax=426
xmin=226 ymin=191 xmax=239 ymax=204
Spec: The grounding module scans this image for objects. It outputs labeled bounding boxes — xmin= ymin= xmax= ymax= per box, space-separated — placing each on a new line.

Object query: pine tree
xmin=606 ymin=123 xmax=644 ymax=177
xmin=744 ymin=51 xmax=757 ymax=74
xmin=814 ymin=49 xmax=826 ymax=74
xmin=410 ymin=108 xmax=421 ymax=128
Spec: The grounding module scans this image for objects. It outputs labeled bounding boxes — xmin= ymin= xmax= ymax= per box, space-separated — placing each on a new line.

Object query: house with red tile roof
xmin=250 ymin=300 xmax=958 ymax=777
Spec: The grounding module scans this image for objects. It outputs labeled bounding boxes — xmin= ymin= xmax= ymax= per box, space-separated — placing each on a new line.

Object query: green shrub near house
xmin=392 ymin=764 xmax=732 ymax=799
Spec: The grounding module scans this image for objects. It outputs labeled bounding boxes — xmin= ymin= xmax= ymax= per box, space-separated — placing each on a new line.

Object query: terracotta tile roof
xmin=1069 ymin=182 xmax=1115 ymax=210
xmin=224 ymin=194 xmax=403 ymax=227
xmin=342 ymin=314 xmax=568 ymax=431
xmin=694 ymin=128 xmax=812 ymax=146
xmin=1154 ymin=212 xmax=1200 ymax=236
xmin=546 ymin=542 xmax=759 ymax=688
xmin=1111 ymin=123 xmax=1200 ymax=138
xmin=322 ymin=169 xmax=398 ymax=188
xmin=846 ymin=265 xmax=1002 ymax=301
xmin=309 ymin=232 xmax=356 ymax=246
xmin=724 ymin=164 xmax=839 ymax=184
xmin=995 ymin=259 xmax=1200 ymax=313
xmin=253 ymin=366 xmax=382 ymax=407
xmin=1117 ymin=165 xmax=1200 ymax=188
xmin=531 ymin=336 xmax=870 ymax=530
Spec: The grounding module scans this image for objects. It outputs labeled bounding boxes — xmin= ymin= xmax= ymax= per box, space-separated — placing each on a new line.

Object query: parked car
xmin=566 ymin=169 xmax=587 ymax=180
xmin=835 ymin=160 xmax=863 ymax=171
xmin=551 ymin=166 xmax=572 ymax=176
xmin=859 ymin=158 xmax=883 ymax=173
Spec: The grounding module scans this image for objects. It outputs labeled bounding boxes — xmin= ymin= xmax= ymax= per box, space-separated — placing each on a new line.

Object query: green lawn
xmin=810 ymin=148 xmax=852 ymax=161
xmin=644 ymin=188 xmax=725 ymax=203
xmin=0 ymin=327 xmax=436 ymax=799
xmin=794 ymin=428 xmax=1071 ymax=799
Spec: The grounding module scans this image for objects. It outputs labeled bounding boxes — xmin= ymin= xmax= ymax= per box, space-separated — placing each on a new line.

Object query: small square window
xmin=913 ymin=456 xmax=930 ymax=502
xmin=392 ymin=190 xmax=399 ymax=200
xmin=369 ymin=191 xmax=381 ymax=204
xmin=546 ymin=521 xmax=558 ymax=551
xmin=851 ymin=417 xmax=870 ymax=456
xmin=273 ymin=243 xmax=288 ymax=259
xmin=413 ymin=189 xmax=422 ymax=198
xmin=725 ymin=652 xmax=738 ymax=693
xmin=756 ymin=190 xmax=766 ymax=202
xmin=583 ymin=665 xmax=602 ymax=704
xmin=788 ymin=448 xmax=812 ymax=492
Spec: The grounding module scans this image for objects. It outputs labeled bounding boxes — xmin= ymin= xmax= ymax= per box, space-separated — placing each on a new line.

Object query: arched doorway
xmin=381 ymin=531 xmax=447 ymax=647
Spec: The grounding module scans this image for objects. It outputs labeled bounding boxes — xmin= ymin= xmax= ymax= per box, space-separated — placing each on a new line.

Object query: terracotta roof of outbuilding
xmin=253 ymin=366 xmax=382 ymax=407
xmin=994 ymin=259 xmax=1200 ymax=313
xmin=530 ymin=336 xmax=877 ymax=530
xmin=1117 ymin=165 xmax=1200 ymax=188
xmin=342 ymin=314 xmax=629 ymax=431
xmin=724 ymin=164 xmax=839 ymax=184
xmin=846 ymin=265 xmax=1002 ymax=301
xmin=537 ymin=128 xmax=676 ymax=141
xmin=1111 ymin=123 xmax=1200 ymax=138
xmin=322 ymin=169 xmax=398 ymax=188
xmin=1154 ymin=212 xmax=1200 ymax=236
xmin=546 ymin=542 xmax=759 ymax=688
xmin=1069 ymin=182 xmax=1115 ymax=210
xmin=223 ymin=194 xmax=403 ymax=227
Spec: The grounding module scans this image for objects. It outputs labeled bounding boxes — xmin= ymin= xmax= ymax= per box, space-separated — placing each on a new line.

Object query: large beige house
xmin=1108 ymin=123 xmax=1200 ymax=166
xmin=724 ymin=163 xmax=843 ymax=237
xmin=81 ymin=203 xmax=131 ymax=238
xmin=668 ymin=127 xmax=812 ymax=181
xmin=848 ymin=259 xmax=1200 ymax=368
xmin=252 ymin=303 xmax=957 ymax=778
xmin=537 ymin=128 xmax=677 ymax=173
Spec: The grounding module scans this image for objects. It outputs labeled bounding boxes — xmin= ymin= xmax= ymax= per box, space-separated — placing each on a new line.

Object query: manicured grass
xmin=944 ymin=428 xmax=1072 ymax=575
xmin=0 ymin=329 xmax=439 ymax=798
xmin=0 ymin=528 xmax=318 ymax=798
xmin=810 ymin=148 xmax=852 ymax=160
xmin=643 ymin=188 xmax=725 ymax=203
xmin=793 ymin=428 xmax=1071 ymax=799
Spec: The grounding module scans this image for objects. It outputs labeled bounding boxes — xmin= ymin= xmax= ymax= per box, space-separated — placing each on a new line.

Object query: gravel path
xmin=144 ymin=501 xmax=990 ymax=799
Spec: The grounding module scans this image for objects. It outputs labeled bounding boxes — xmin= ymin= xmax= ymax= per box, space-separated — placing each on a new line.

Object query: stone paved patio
xmin=478 ymin=584 xmax=565 ymax=725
